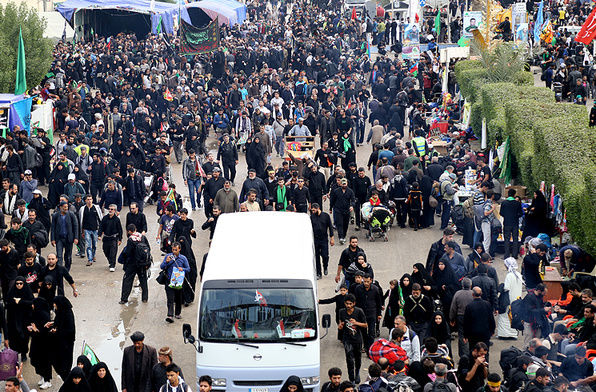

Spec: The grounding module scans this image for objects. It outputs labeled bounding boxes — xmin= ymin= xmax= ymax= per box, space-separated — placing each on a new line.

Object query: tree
xmin=0 ymin=2 xmax=53 ymax=94
xmin=472 ymin=40 xmax=528 ymax=84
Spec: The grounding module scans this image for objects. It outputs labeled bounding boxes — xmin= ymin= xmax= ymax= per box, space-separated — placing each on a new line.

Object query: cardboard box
xmin=506 ymin=185 xmax=527 ymax=199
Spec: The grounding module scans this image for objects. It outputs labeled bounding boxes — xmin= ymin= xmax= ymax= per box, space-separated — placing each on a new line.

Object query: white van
xmin=182 ymin=212 xmax=331 ymax=392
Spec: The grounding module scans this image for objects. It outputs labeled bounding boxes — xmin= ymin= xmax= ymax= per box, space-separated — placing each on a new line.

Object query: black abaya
xmin=88 ymin=362 xmax=118 ymax=392
xmin=30 ymin=297 xmax=53 ymax=381
xmin=6 ymin=276 xmax=33 ymax=355
xmin=52 ymin=296 xmax=76 ymax=381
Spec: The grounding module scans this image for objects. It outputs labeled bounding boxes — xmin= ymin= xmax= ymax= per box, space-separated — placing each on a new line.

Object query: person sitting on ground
xmin=423 ymin=363 xmax=457 ymax=392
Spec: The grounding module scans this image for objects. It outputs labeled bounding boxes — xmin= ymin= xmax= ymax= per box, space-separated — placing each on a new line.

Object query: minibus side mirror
xmin=320 ymin=314 xmax=331 ymax=339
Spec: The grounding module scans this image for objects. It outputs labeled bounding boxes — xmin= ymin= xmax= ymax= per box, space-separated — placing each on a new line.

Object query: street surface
xmin=22 ymin=137 xmax=510 ymax=391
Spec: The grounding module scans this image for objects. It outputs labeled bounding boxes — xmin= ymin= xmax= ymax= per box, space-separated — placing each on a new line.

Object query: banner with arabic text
xmin=180 ymin=18 xmax=220 ymax=55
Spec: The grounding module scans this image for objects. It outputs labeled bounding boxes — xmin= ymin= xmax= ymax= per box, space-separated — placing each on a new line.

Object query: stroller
xmin=361 ymin=202 xmax=393 ymax=242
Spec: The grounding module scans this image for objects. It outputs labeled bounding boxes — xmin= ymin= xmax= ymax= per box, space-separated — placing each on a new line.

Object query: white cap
xmin=68 ymin=174 xmax=76 ymax=181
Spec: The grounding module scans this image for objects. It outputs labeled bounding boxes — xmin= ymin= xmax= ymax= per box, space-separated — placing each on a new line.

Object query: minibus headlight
xmin=212 ymin=378 xmax=227 ymax=387
xmin=300 ymin=377 xmax=320 ymax=386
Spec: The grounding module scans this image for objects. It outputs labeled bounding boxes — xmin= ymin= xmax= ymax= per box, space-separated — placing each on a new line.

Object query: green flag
xmin=14 ymin=27 xmax=26 ymax=95
xmin=434 ymin=12 xmax=441 ymax=37
xmin=82 ymin=342 xmax=99 ymax=365
xmin=157 ymin=15 xmax=163 ymax=34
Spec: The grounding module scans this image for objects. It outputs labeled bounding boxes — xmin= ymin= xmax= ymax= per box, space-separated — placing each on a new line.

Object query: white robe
xmin=497 ymin=270 xmax=524 ymax=338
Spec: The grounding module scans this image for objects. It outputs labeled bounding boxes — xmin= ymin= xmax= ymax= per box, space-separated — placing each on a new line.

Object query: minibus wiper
xmin=233 ymin=340 xmax=260 ymax=349
xmin=280 ymin=340 xmax=307 ymax=347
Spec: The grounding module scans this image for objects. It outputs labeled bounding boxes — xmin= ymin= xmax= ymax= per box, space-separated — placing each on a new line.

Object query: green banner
xmin=180 ymin=18 xmax=219 ymax=56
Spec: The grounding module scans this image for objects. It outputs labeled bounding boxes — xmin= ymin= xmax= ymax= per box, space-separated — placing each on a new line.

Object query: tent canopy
xmin=56 ymin=0 xmax=191 ymax=36
xmin=0 ymin=94 xmax=33 ymax=133
xmin=186 ymin=0 xmax=247 ymax=26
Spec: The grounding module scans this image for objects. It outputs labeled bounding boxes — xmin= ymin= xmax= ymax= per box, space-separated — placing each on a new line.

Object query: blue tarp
xmin=56 ymin=0 xmax=190 ymax=36
xmin=0 ymin=94 xmax=32 ymax=133
xmin=186 ymin=0 xmax=247 ymax=26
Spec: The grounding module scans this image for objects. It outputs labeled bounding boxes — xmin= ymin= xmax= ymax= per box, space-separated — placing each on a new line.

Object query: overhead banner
xmin=512 ymin=3 xmax=527 ymax=42
xmin=403 ymin=23 xmax=421 ymax=60
xmin=180 ymin=18 xmax=220 ymax=56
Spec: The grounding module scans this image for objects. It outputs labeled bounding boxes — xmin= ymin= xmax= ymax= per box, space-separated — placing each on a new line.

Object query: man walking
xmin=463 ymin=287 xmax=495 ymax=355
xmin=50 ymin=201 xmax=79 ymax=270
xmin=354 ymin=275 xmax=383 ymax=351
xmin=122 ymin=331 xmax=157 ymax=392
xmin=311 ymin=203 xmax=335 ymax=279
xmin=500 ymin=188 xmax=523 ymax=259
xmin=449 ymin=278 xmax=474 ymax=358
xmin=79 ymin=195 xmax=102 ymax=267
xmin=330 ymin=178 xmax=355 ymax=244
xmin=126 ymin=202 xmax=147 ymax=236
xmin=338 ymin=294 xmax=367 ymax=384
xmin=182 ymin=149 xmax=204 ymax=211
xmin=99 ymin=204 xmax=123 ymax=272
xmin=123 ymin=168 xmax=146 ymax=212
xmin=120 ymin=224 xmax=150 ymax=304
xmin=217 ymin=134 xmax=238 ymax=184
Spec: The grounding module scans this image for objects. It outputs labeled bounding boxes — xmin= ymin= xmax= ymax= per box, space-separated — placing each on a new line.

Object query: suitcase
xmin=0 ymin=349 xmax=18 ymax=380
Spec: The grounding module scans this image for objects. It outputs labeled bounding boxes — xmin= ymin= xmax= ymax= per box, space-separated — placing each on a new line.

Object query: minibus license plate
xmin=249 ymin=388 xmax=269 ymax=392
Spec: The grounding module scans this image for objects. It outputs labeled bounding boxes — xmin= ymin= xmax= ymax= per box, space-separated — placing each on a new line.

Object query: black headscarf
xmin=280 ymin=376 xmax=304 ymax=392
xmin=88 ymin=362 xmax=118 ymax=392
xmin=400 ymin=273 xmax=413 ymax=299
xmin=31 ymin=297 xmax=51 ymax=327
xmin=76 ymin=355 xmax=92 ymax=379
xmin=39 ymin=275 xmax=56 ymax=304
xmin=59 ymin=367 xmax=92 ymax=392
xmin=411 ymin=263 xmax=433 ymax=287
xmin=407 ymin=361 xmax=432 ymax=388
xmin=428 ymin=311 xmax=451 ymax=345
xmin=6 ymin=276 xmax=34 ymax=302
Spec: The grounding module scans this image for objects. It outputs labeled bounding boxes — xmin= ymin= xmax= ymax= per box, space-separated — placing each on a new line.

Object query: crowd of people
xmin=0 ymin=0 xmax=593 ymax=390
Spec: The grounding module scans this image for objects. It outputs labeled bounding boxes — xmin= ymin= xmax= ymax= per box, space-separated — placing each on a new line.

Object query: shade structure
xmin=186 ymin=0 xmax=247 ymax=26
xmin=56 ymin=0 xmax=191 ymax=37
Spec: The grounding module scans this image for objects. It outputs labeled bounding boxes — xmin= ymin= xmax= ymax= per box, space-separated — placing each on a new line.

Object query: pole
xmin=485 ymin=0 xmax=491 ymax=45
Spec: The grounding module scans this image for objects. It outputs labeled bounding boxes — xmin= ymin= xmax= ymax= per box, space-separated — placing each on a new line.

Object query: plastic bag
xmin=169 ymin=268 xmax=185 ymax=289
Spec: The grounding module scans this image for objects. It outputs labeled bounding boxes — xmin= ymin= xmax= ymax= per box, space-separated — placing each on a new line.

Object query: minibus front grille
xmin=233 ymin=381 xmax=283 ymax=386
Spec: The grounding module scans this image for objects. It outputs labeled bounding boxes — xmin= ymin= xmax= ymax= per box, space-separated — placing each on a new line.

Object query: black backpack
xmin=499 ymin=346 xmax=523 ymax=374
xmin=134 ymin=241 xmax=152 ymax=267
xmin=509 ymin=297 xmax=527 ymax=331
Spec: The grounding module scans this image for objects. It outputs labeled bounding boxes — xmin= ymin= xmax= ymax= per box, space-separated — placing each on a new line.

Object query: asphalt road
xmin=20 ymin=135 xmax=513 ymax=391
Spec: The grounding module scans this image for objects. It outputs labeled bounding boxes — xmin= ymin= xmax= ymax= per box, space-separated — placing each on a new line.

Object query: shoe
xmin=324 ymin=268 xmax=328 ymax=275
xmin=355 ymin=375 xmax=361 ymax=384
xmin=142 ymin=299 xmax=148 ymax=303
xmin=339 ymin=238 xmax=346 ymax=245
xmin=184 ymin=302 xmax=191 ymax=307
xmin=175 ymin=315 xmax=182 ymax=319
xmin=192 ymin=208 xmax=197 ymax=211
xmin=317 ymin=274 xmax=322 ymax=280
xmin=38 ymin=378 xmax=44 ymax=386
xmin=119 ymin=300 xmax=127 ymax=305
xmin=110 ymin=267 xmax=115 ymax=272
xmin=40 ymin=382 xmax=52 ymax=390
xmin=86 ymin=261 xmax=92 ymax=266
xmin=166 ymin=317 xmax=174 ymax=323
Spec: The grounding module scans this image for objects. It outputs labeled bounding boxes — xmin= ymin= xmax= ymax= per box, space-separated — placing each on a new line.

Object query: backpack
xmin=499 ymin=346 xmax=523 ymax=374
xmin=157 ymin=177 xmax=168 ymax=192
xmin=34 ymin=153 xmax=43 ymax=168
xmin=430 ymin=381 xmax=453 ymax=392
xmin=391 ymin=382 xmax=414 ymax=392
xmin=134 ymin=241 xmax=152 ymax=267
xmin=462 ymin=196 xmax=474 ymax=218
xmin=359 ymin=378 xmax=393 ymax=392
xmin=509 ymin=297 xmax=527 ymax=331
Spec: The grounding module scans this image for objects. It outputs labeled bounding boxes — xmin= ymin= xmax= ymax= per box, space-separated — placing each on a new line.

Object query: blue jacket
xmin=160 ymin=253 xmax=190 ymax=279
xmin=50 ymin=210 xmax=79 ymax=243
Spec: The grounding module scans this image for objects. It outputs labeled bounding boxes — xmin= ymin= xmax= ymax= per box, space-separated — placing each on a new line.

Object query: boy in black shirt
xmin=338 ymin=293 xmax=368 ymax=384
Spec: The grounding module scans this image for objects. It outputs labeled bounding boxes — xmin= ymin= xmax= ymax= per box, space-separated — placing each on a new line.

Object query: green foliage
xmin=0 ymin=2 xmax=53 ymax=94
xmin=514 ymin=70 xmax=534 ymax=86
xmin=454 ymin=59 xmax=483 ymax=75
xmin=456 ymin=68 xmax=488 ymax=103
xmin=480 ymin=83 xmax=555 ymax=146
xmin=476 ymin=42 xmax=528 ymax=84
xmin=531 ymin=115 xmax=596 ymax=254
xmin=470 ymin=101 xmax=483 ymax=137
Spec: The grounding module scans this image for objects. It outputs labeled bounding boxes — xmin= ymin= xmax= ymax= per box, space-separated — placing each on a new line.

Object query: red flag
xmin=415 ymin=13 xmax=420 ymax=23
xmin=576 ymin=7 xmax=596 ymax=44
xmin=351 ymin=7 xmax=357 ymax=20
